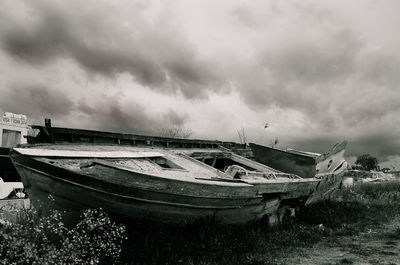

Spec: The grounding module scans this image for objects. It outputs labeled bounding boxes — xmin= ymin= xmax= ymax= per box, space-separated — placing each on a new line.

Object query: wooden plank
xmin=211 ymin=155 xmax=217 ymax=167
xmin=305 ymin=172 xmax=345 ymax=205
xmin=33 ymin=126 xmax=224 ymax=145
xmin=79 ymin=163 xmax=257 ymax=197
xmin=30 ymin=126 xmax=250 ymax=152
xmin=13 ymin=148 xmax=164 ymax=158
xmin=190 ymin=152 xmax=231 ymax=159
xmin=229 ymin=150 xmax=281 ymax=173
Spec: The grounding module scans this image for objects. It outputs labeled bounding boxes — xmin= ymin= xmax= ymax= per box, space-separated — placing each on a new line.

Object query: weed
xmin=118 ymin=181 xmax=400 ymax=264
xmin=337 ymin=258 xmax=354 ymax=264
xmin=385 ymin=226 xmax=400 ymax=240
xmin=0 ymin=200 xmax=125 ymax=265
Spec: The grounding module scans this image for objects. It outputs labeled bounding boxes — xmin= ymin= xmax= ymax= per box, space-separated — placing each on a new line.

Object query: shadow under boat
xmin=0 ymin=147 xmax=21 ymax=182
xmin=10 ymin=122 xmax=344 ymax=225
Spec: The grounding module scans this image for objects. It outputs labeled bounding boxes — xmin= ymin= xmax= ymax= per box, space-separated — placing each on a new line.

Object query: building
xmin=0 ymin=112 xmax=29 ymax=147
xmin=0 ymin=112 xmax=29 ymax=182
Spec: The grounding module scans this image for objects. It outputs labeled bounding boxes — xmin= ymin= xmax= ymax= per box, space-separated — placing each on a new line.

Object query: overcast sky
xmin=1 ymin=0 xmax=399 ymax=168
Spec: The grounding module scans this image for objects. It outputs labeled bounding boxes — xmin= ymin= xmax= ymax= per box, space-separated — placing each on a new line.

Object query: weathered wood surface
xmin=315 ymin=141 xmax=348 ymax=175
xmin=176 ymin=148 xmax=282 ymax=178
xmin=315 ymin=141 xmax=347 ymax=163
xmin=305 ymin=172 xmax=345 ymax=205
xmin=250 ymin=142 xmax=348 ymax=178
xmin=14 ymin=148 xmax=164 ymax=158
xmin=29 ymin=125 xmax=246 ymax=150
xmin=250 ymin=143 xmax=316 ymax=178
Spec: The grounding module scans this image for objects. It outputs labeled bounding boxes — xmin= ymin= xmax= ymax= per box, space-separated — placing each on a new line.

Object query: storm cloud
xmin=0 ymin=0 xmax=221 ymax=98
xmin=0 ymin=84 xmax=75 ymax=119
xmin=1 ymin=0 xmax=400 ymax=167
xmin=76 ymin=99 xmax=188 ymax=134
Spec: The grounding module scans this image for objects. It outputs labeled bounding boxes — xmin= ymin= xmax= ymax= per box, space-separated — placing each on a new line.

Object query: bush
xmin=0 ymin=204 xmax=126 ymax=265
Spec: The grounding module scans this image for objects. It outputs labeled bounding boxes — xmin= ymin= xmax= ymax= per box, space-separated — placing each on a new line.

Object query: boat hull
xmin=11 ymin=151 xmax=280 ymax=225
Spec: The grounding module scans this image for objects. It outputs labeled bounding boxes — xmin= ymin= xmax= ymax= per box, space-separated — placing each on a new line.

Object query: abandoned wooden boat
xmin=9 ymin=121 xmax=344 ymax=225
xmin=9 ymin=142 xmax=339 ymax=225
xmin=249 ymin=141 xmax=348 ymax=178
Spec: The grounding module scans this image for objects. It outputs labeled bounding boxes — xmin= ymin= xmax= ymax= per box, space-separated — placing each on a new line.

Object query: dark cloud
xmin=0 ymin=83 xmax=187 ymax=137
xmin=340 ymin=94 xmax=400 ymax=127
xmin=0 ymin=84 xmax=75 ymax=120
xmin=231 ymin=3 xmax=400 ymax=135
xmin=164 ymin=57 xmax=221 ymax=99
xmin=0 ymin=0 xmax=222 ymax=99
xmin=76 ymin=100 xmax=155 ymax=134
xmin=283 ymin=132 xmax=400 ymax=165
xmin=347 ymin=134 xmax=400 ymax=160
xmin=2 ymin=13 xmax=67 ymax=64
xmin=162 ymin=110 xmax=188 ymax=127
xmin=238 ymin=31 xmax=362 ymax=114
xmin=357 ymin=50 xmax=400 ymax=88
xmin=1 ymin=7 xmax=166 ymax=86
xmin=76 ymin=100 xmax=189 ymax=135
xmin=260 ymin=29 xmax=360 ymax=85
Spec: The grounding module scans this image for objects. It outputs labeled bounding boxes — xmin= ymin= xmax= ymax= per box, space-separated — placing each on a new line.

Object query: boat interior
xmin=14 ymin=145 xmax=315 ymax=188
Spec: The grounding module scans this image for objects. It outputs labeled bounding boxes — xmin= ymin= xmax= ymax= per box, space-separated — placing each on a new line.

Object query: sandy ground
xmin=280 ymin=215 xmax=400 ymax=265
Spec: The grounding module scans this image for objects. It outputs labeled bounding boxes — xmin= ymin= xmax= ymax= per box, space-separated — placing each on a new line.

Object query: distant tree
xmin=237 ymin=127 xmax=247 ymax=145
xmin=159 ymin=127 xmax=193 ymax=139
xmin=354 ymin=154 xmax=379 ymax=171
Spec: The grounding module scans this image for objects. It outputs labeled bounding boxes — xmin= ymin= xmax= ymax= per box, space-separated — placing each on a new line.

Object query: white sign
xmin=1 ymin=112 xmax=28 ymax=127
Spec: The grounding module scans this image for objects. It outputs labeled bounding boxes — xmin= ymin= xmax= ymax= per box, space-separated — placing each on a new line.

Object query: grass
xmin=385 ymin=226 xmax=400 ymax=240
xmin=119 ymin=181 xmax=400 ymax=265
xmin=1 ymin=181 xmax=399 ymax=265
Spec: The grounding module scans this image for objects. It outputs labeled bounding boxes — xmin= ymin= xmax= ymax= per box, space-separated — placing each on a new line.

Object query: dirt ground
xmin=279 ymin=215 xmax=400 ymax=265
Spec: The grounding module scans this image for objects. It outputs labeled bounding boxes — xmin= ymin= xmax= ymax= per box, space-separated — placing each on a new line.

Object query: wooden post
xmin=211 ymin=155 xmax=217 ymax=167
xmin=44 ymin=118 xmax=54 ymax=143
xmin=45 ymin=118 xmax=52 ymax=127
